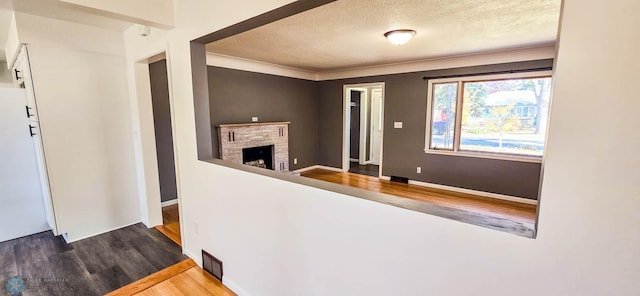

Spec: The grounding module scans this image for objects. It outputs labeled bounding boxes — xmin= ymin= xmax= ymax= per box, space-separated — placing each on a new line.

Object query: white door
xmin=0 ymin=88 xmax=49 ymax=242
xmin=29 ymin=121 xmax=58 ymax=235
xmin=369 ymin=89 xmax=383 ymax=165
xmin=21 ymin=46 xmax=39 ymax=121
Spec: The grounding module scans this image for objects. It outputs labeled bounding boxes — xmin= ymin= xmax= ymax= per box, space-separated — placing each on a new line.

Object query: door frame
xmin=342 ymin=82 xmax=385 ymax=178
xmin=131 ymin=49 xmax=184 ymax=249
xmin=369 ymin=87 xmax=383 ymax=165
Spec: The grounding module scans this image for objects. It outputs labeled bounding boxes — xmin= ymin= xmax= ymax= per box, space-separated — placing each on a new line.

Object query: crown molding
xmin=205 ymin=52 xmax=317 ymax=80
xmin=206 ymin=44 xmax=557 ymax=81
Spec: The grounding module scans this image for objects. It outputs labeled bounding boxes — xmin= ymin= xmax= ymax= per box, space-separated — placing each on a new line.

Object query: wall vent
xmin=202 ymin=250 xmax=223 ymax=281
xmin=390 ymin=176 xmax=409 ymax=184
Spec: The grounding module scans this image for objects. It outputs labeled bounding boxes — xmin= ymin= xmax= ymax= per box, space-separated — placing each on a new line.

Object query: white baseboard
xmin=161 ymin=199 xmax=179 ymax=207
xmin=381 ymin=175 xmax=537 ymax=205
xmin=349 ymin=158 xmax=358 ymax=162
xmin=318 ymin=165 xmax=344 ymax=173
xmin=62 ymin=220 xmax=142 ymax=243
xmin=292 ymin=165 xmax=318 ymax=173
xmin=223 ymin=277 xmax=252 ymax=296
xmin=293 ymin=165 xmax=344 ymax=174
xmin=183 ymin=249 xmax=200 ymax=265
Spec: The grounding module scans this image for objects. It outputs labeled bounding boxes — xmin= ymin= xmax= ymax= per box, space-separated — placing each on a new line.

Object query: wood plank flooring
xmin=109 ymin=259 xmax=237 ymax=296
xmin=0 ymin=223 xmax=186 ymax=295
xmin=155 ymin=204 xmax=181 ymax=246
xmin=301 ymin=168 xmax=536 ymax=225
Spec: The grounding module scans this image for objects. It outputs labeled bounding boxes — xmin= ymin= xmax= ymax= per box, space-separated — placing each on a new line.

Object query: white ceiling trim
xmin=317 ymin=44 xmax=557 ymax=81
xmin=206 ymin=44 xmax=556 ymax=81
xmin=206 ymin=53 xmax=318 ymax=81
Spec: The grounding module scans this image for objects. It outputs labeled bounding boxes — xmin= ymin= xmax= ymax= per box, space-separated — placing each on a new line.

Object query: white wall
xmin=0 ymin=62 xmax=15 ymax=87
xmin=4 ymin=13 xmax=19 ymax=65
xmin=123 ymin=0 xmax=640 ymax=295
xmin=14 ymin=12 xmax=124 ymax=56
xmin=15 ymin=14 xmax=140 ymax=241
xmin=122 ymin=0 xmax=298 ymax=230
xmin=123 ymin=25 xmax=170 ymax=228
xmin=58 ymin=0 xmax=174 ymax=29
xmin=0 ymin=88 xmax=49 ymax=242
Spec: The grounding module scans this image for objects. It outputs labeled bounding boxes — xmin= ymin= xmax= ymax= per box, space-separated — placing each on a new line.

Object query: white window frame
xmin=424 ymin=71 xmax=553 ymax=163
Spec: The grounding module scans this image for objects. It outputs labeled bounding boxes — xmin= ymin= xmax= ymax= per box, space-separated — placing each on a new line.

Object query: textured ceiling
xmin=206 ymin=0 xmax=561 ymax=72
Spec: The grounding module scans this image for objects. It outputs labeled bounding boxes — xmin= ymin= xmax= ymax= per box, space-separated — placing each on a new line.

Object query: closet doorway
xmin=343 ymin=83 xmax=385 ymax=178
xmin=147 ymin=53 xmax=181 ymax=246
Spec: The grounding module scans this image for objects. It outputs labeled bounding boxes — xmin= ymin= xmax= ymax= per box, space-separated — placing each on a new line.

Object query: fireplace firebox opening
xmin=242 ymin=145 xmax=274 ymax=170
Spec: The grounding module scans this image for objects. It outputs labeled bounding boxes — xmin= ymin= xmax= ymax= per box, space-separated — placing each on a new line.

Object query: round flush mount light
xmin=384 ymin=29 xmax=417 ymax=45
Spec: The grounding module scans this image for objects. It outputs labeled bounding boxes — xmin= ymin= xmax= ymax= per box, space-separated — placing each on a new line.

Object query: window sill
xmin=424 ymin=148 xmax=543 ymax=163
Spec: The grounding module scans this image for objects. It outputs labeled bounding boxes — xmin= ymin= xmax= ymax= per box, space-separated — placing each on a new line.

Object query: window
xmin=429 ymin=82 xmax=458 ymax=150
xmin=426 ymin=72 xmax=552 ymax=161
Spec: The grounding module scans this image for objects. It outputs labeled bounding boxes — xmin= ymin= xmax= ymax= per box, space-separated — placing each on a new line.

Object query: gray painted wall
xmin=191 ymin=42 xmax=214 ymax=159
xmin=208 ymin=66 xmax=320 ymax=170
xmin=149 ymin=60 xmax=178 ymax=203
xmin=317 ymin=59 xmax=553 ymax=199
xmin=203 ymin=60 xmax=550 ymax=199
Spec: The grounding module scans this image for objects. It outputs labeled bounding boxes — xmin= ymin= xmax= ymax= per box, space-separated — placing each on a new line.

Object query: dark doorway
xmin=149 ymin=59 xmax=178 ymax=204
xmin=350 ymin=163 xmax=380 ymax=178
xmin=150 ymin=57 xmax=182 ymax=247
xmin=350 ymin=90 xmax=361 ymax=160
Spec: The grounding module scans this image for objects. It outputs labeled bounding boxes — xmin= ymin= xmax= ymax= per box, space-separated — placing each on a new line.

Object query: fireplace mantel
xmin=217 ymin=122 xmax=290 ymax=171
xmin=217 ymin=121 xmax=290 ymax=128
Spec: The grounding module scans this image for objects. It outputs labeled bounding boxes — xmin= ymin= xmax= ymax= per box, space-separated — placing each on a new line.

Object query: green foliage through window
xmin=428 ymin=74 xmax=552 ymax=157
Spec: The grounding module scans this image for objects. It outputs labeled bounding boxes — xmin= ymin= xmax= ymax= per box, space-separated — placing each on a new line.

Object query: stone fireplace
xmin=218 ymin=122 xmax=289 ymax=171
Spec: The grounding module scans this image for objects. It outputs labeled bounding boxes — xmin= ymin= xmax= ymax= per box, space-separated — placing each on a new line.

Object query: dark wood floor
xmin=0 ymin=223 xmax=186 ymax=295
xmin=349 ymin=162 xmax=380 ymax=177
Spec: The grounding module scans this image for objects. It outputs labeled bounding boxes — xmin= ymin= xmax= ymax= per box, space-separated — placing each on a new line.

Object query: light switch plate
xmin=394 ymin=122 xmax=403 ymax=128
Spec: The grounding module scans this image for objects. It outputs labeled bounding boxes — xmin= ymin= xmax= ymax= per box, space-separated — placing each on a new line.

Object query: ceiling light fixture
xmin=384 ymin=29 xmax=416 ymax=45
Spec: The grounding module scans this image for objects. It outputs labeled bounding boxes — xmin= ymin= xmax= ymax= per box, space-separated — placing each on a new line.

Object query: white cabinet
xmin=12 ymin=44 xmax=58 ymax=235
xmin=11 ymin=51 xmax=24 ymax=86
xmin=28 ymin=121 xmax=58 ymax=235
xmin=0 ymin=88 xmax=49 ymax=242
xmin=13 ymin=45 xmax=39 ymax=121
